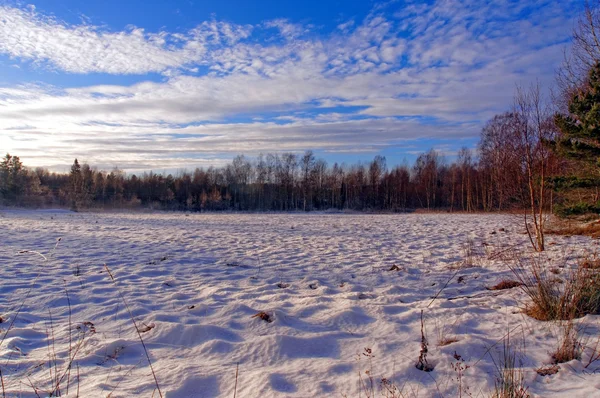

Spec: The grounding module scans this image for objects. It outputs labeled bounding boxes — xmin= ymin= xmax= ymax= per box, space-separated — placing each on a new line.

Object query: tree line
xmin=2 ymin=3 xmax=600 ymax=217
xmin=0 ymin=90 xmax=586 ymax=215
xmin=0 ymin=82 xmax=592 ymax=215
xmin=0 ymin=137 xmax=562 ymax=213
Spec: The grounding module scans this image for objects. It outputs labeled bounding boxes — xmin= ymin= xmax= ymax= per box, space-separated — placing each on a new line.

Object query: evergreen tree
xmin=81 ymin=163 xmax=94 ymax=207
xmin=9 ymin=155 xmax=23 ymax=200
xmin=0 ymin=154 xmax=11 ymax=201
xmin=554 ymin=62 xmax=600 ymax=164
xmin=553 ymin=61 xmax=600 ymax=216
xmin=69 ymin=159 xmax=82 ymax=210
xmin=0 ymin=154 xmax=26 ymax=203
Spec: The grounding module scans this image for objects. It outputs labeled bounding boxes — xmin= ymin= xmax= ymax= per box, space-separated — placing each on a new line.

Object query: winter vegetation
xmin=3 ymin=0 xmax=600 ymax=397
xmin=0 ymin=147 xmax=526 ymax=212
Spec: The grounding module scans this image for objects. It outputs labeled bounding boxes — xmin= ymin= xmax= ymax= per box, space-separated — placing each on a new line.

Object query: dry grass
xmin=552 ymin=321 xmax=582 ymax=364
xmin=104 ymin=264 xmax=163 ymax=398
xmin=583 ymin=334 xmax=600 ymax=369
xmin=438 ymin=337 xmax=460 ymax=347
xmin=434 ymin=316 xmax=460 ymax=347
xmin=252 ymin=311 xmax=273 ymax=323
xmin=535 ymin=364 xmax=558 ymax=376
xmin=457 ymin=239 xmax=486 ymax=269
xmin=580 ymin=252 xmax=600 ymax=269
xmin=491 ymin=334 xmax=529 ymax=398
xmin=488 ymin=280 xmax=523 ymax=291
xmin=509 ymin=254 xmax=600 ymax=321
xmin=546 ymin=219 xmax=600 ymax=238
xmin=344 ymin=348 xmax=412 ymax=398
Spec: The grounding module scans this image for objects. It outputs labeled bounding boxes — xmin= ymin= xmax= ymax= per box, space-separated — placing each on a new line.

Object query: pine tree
xmin=0 ymin=154 xmax=11 ymax=201
xmin=554 ymin=62 xmax=600 ymax=164
xmin=8 ymin=155 xmax=23 ymax=200
xmin=69 ymin=159 xmax=82 ymax=210
xmin=0 ymin=154 xmax=26 ymax=203
xmin=553 ymin=61 xmax=600 ymax=216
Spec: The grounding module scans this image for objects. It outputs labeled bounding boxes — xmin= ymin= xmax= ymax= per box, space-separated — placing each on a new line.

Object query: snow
xmin=0 ymin=210 xmax=599 ymax=397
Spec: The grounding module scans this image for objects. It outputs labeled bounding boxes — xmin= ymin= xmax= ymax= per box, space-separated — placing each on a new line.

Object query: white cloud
xmin=0 ymin=6 xmax=251 ymax=74
xmin=2 ymin=115 xmax=478 ymax=172
xmin=263 ymin=19 xmax=308 ymax=40
xmin=0 ymin=0 xmax=582 ymax=170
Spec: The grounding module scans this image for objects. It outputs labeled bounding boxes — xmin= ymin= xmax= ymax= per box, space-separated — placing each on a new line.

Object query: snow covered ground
xmin=0 ymin=210 xmax=598 ymax=397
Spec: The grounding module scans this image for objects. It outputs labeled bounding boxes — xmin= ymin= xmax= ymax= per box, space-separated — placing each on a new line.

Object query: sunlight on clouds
xmin=0 ymin=0 xmax=581 ymax=171
xmin=0 ymin=6 xmax=252 ymax=74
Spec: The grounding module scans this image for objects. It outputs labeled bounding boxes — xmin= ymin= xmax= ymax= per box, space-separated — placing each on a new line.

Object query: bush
xmin=555 ymin=201 xmax=600 ymax=218
xmin=510 ymin=255 xmax=600 ymax=321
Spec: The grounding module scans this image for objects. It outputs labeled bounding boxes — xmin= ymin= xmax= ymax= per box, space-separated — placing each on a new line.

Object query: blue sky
xmin=0 ymin=0 xmax=583 ymax=172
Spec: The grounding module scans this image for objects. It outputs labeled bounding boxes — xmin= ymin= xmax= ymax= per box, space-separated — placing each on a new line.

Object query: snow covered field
xmin=0 ymin=210 xmax=598 ymax=397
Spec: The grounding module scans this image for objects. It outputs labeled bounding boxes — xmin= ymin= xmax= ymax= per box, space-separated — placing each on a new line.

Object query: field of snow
xmin=0 ymin=210 xmax=598 ymax=397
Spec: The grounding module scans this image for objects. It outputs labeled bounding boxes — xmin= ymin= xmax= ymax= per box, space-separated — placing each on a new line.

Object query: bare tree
xmin=514 ymin=84 xmax=555 ymax=251
xmin=368 ymin=155 xmax=387 ymax=208
xmin=557 ymin=0 xmax=600 ymax=106
xmin=301 ymin=150 xmax=316 ymax=211
xmin=457 ymin=147 xmax=473 ymax=212
xmin=479 ymin=112 xmax=527 ymax=210
xmin=413 ymin=150 xmax=441 ymax=210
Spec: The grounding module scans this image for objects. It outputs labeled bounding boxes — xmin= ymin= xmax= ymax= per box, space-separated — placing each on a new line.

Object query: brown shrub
xmin=546 ymin=220 xmax=600 ymax=238
xmin=488 ymin=280 xmax=523 ymax=291
xmin=510 ymin=255 xmax=600 ymax=321
xmin=552 ymin=321 xmax=581 ymax=364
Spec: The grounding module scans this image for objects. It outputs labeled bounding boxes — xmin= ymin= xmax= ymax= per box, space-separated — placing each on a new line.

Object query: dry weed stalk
xmin=351 ymin=348 xmax=409 ymax=398
xmin=46 ymin=319 xmax=95 ymax=397
xmin=0 ymin=238 xmax=62 ymax=397
xmin=435 ymin=316 xmax=460 ymax=347
xmin=451 ymin=351 xmax=470 ymax=398
xmin=491 ymin=332 xmax=529 ymax=398
xmin=416 ymin=311 xmax=433 ymax=372
xmin=0 ymin=367 xmax=5 ymax=398
xmin=358 ymin=348 xmax=375 ymax=398
xmin=233 ymin=362 xmax=239 ymax=398
xmin=552 ymin=321 xmax=581 ymax=364
xmin=11 ymin=280 xmax=92 ymax=397
xmin=104 ymin=264 xmax=163 ymax=398
xmin=584 ymin=337 xmax=600 ymax=369
xmin=380 ymin=377 xmax=409 ymax=398
xmin=461 ymin=239 xmax=483 ymax=268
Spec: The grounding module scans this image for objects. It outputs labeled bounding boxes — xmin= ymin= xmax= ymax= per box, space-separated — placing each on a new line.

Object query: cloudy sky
xmin=0 ymin=0 xmax=583 ymax=172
